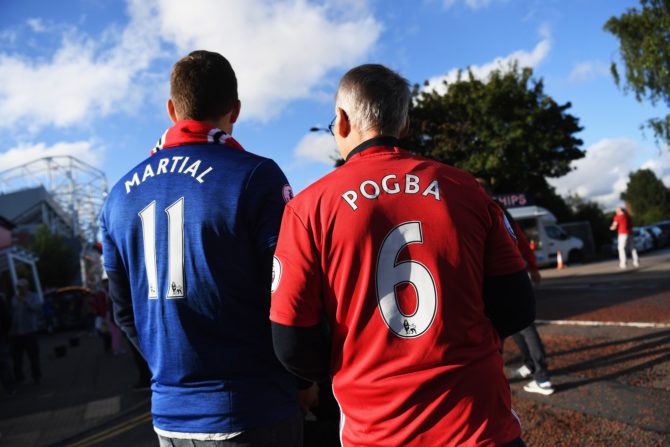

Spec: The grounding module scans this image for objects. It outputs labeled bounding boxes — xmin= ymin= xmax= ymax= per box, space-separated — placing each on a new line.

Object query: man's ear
xmin=167 ymin=99 xmax=178 ymax=123
xmin=229 ymin=99 xmax=241 ymax=124
xmin=336 ymin=107 xmax=350 ymax=138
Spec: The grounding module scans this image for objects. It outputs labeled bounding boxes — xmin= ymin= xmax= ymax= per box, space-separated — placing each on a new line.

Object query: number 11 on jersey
xmin=138 ymin=197 xmax=186 ymax=299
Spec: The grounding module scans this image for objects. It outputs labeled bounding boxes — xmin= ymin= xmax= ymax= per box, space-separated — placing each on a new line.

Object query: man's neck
xmin=340 ymin=130 xmax=391 ymax=160
xmin=203 ymin=116 xmax=233 ymax=135
xmin=176 ymin=114 xmax=233 ymax=135
xmin=342 ymin=134 xmax=401 ymax=162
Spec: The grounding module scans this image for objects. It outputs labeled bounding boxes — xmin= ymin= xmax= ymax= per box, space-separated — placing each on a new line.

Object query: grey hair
xmin=336 ymin=64 xmax=411 ymax=136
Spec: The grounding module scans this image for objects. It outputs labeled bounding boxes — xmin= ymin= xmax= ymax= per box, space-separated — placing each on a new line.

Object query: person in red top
xmin=476 ymin=179 xmax=553 ymax=396
xmin=270 ymin=64 xmax=535 ymax=447
xmin=610 ymin=206 xmax=639 ymax=269
xmin=506 ymin=220 xmax=554 ymax=395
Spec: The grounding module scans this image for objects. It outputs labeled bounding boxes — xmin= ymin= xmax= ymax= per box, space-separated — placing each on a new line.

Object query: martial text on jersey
xmin=124 ymin=156 xmax=213 ymax=194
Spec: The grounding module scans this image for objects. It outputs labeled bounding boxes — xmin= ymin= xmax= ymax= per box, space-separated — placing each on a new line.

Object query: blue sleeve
xmin=99 ymin=204 xmax=123 ymax=272
xmin=99 ymin=201 xmax=140 ymax=351
xmin=108 ymin=269 xmax=141 ymax=353
xmin=242 ymin=159 xmax=292 ymax=255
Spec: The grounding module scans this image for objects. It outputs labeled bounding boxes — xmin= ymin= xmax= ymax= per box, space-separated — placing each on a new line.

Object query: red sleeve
xmin=269 ymin=204 xmax=324 ymax=327
xmin=512 ymin=220 xmax=538 ymax=272
xmin=484 ymin=202 xmax=527 ymax=276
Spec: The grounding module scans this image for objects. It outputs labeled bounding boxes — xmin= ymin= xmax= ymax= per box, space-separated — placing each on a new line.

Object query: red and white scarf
xmin=151 ymin=120 xmax=245 ymax=155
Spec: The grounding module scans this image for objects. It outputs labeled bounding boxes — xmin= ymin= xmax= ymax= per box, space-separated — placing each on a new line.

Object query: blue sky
xmin=0 ymin=0 xmax=668 ymax=211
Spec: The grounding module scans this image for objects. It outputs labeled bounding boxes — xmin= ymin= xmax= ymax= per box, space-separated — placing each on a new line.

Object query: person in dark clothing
xmin=10 ymin=279 xmax=42 ymax=384
xmin=504 ymin=219 xmax=554 ymax=395
xmin=0 ymin=292 xmax=16 ymax=395
xmin=476 ymin=179 xmax=554 ymax=396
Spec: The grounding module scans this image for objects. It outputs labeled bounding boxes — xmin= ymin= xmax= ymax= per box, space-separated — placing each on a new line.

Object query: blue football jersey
xmin=100 ymin=142 xmax=298 ymax=434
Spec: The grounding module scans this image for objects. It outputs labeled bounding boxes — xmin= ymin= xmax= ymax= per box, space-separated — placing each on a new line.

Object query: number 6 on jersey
xmin=376 ymin=221 xmax=437 ymax=338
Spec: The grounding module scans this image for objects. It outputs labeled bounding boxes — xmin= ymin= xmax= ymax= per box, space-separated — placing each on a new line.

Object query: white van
xmin=507 ymin=206 xmax=584 ymax=267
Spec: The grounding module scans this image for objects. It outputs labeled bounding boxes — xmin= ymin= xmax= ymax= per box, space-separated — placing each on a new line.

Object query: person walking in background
xmin=270 ymin=64 xmax=534 ymax=446
xmin=92 ymin=285 xmax=112 ymax=353
xmin=611 ymin=206 xmax=639 ymax=269
xmin=476 ymin=178 xmax=554 ymax=396
xmin=10 ymin=279 xmax=42 ymax=385
xmin=0 ymin=293 xmax=16 ymax=395
xmin=507 ymin=233 xmax=553 ymax=396
xmin=101 ymin=50 xmax=308 ymax=446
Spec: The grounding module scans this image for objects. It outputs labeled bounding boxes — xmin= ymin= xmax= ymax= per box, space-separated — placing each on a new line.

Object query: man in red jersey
xmin=610 ymin=206 xmax=639 ymax=269
xmin=270 ymin=64 xmax=534 ymax=447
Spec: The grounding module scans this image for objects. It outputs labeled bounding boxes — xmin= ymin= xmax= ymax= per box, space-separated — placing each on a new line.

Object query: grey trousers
xmin=512 ymin=323 xmax=549 ymax=382
xmin=157 ymin=411 xmax=303 ymax=447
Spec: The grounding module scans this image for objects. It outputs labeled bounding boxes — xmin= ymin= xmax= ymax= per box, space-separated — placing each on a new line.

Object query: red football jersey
xmin=270 ymin=140 xmax=526 ymax=447
xmin=613 ymin=212 xmax=631 ymax=235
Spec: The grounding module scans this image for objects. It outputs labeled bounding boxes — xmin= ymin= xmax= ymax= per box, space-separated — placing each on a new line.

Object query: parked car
xmin=652 ymin=220 xmax=670 ymax=247
xmin=39 ymin=286 xmax=93 ymax=332
xmin=642 ymin=225 xmax=667 ymax=249
xmin=611 ymin=227 xmax=654 ymax=255
xmin=507 ymin=206 xmax=584 ymax=266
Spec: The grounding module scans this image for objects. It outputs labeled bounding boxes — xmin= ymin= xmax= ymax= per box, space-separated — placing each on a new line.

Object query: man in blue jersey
xmin=100 ymin=50 xmax=305 ymax=446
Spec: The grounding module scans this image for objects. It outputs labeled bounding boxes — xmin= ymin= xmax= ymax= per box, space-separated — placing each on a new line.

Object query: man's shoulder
xmin=106 ymin=145 xmax=279 ymax=195
xmin=288 ymin=152 xmax=482 ymax=209
xmin=410 ymin=153 xmax=477 ymax=183
xmin=288 ymin=165 xmax=347 ymax=209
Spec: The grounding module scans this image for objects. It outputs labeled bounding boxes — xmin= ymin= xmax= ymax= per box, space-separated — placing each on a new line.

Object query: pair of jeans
xmin=617 ymin=233 xmax=639 ymax=267
xmin=0 ymin=337 xmax=15 ymax=392
xmin=10 ymin=332 xmax=41 ymax=382
xmin=157 ymin=411 xmax=303 ymax=447
xmin=512 ymin=323 xmax=549 ymax=382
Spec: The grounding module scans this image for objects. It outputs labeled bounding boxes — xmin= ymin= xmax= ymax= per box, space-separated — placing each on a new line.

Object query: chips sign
xmin=493 ymin=192 xmax=533 ymax=208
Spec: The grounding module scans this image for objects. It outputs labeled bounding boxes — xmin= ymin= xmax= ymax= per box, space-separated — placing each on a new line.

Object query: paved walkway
xmin=507 ymin=324 xmax=670 ymax=436
xmin=541 ymin=247 xmax=670 ymax=282
xmin=0 ymin=330 xmax=149 ymax=447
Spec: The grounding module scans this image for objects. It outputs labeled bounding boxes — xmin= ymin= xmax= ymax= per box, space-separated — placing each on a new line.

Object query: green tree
xmin=621 ymin=168 xmax=670 ymax=225
xmin=402 ymin=65 xmax=584 ymax=218
xmin=565 ymin=195 xmax=612 ymax=251
xmin=32 ymin=225 xmax=80 ymax=288
xmin=605 ymin=0 xmax=670 ymax=144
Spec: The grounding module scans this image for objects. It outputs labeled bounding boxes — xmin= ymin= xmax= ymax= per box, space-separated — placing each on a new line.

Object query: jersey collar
xmin=345 ymin=136 xmax=402 ymax=163
xmin=150 ymin=120 xmax=245 ymax=155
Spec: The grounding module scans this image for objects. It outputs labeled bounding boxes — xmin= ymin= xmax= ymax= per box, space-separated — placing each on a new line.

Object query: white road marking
xmin=536 ymin=319 xmax=670 ymax=329
xmin=83 ymin=396 xmax=121 ymax=420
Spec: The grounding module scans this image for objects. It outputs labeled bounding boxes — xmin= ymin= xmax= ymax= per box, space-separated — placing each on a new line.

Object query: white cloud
xmin=26 ymin=18 xmax=47 ymax=33
xmin=0 ymin=29 xmax=18 ymax=45
xmin=0 ymin=140 xmax=103 ymax=172
xmin=0 ymin=0 xmax=160 ymax=131
xmin=154 ymin=0 xmax=381 ymax=121
xmin=548 ymin=138 xmax=670 ymax=210
xmin=442 ymin=0 xmax=508 ymax=10
xmin=293 ymin=132 xmax=339 ymax=165
xmin=641 ymin=155 xmax=670 ymax=187
xmin=0 ymin=0 xmax=380 ymax=131
xmin=569 ymin=60 xmax=610 ymax=83
xmin=424 ymin=30 xmax=550 ymax=94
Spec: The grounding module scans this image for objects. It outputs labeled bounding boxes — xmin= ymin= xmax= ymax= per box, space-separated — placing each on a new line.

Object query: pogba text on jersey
xmin=341 ymin=173 xmax=440 ymax=211
xmin=125 ymin=156 xmax=214 ymax=193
